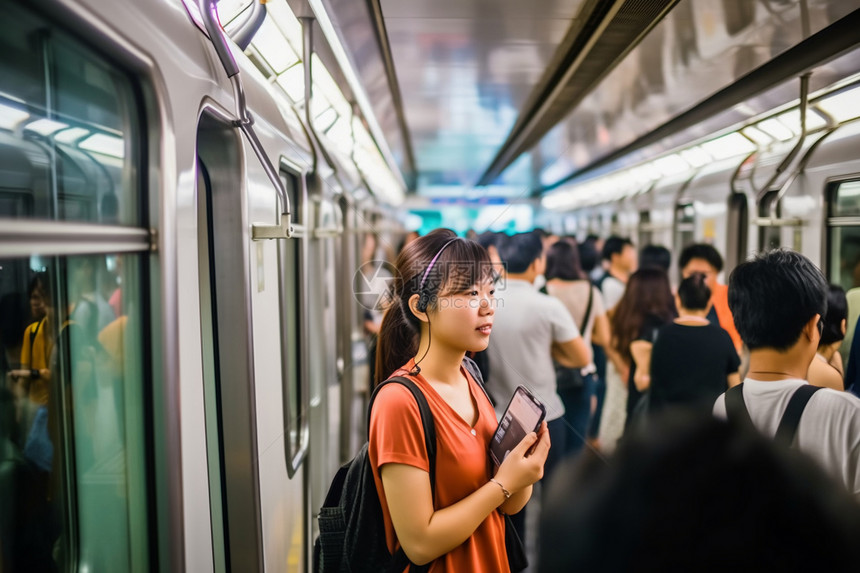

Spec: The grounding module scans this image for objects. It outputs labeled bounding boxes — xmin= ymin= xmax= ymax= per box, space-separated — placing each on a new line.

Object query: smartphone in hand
xmin=490 ymin=385 xmax=547 ymax=467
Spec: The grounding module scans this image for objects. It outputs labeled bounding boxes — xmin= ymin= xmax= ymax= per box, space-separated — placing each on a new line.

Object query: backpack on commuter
xmin=313 ymin=376 xmax=435 ymax=573
xmin=724 ymin=383 xmax=823 ymax=447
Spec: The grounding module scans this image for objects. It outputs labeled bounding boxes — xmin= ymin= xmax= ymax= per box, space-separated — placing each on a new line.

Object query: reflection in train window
xmin=0 ymin=3 xmax=140 ymax=225
xmin=0 ymin=254 xmax=149 ymax=571
xmin=828 ymin=180 xmax=860 ymax=291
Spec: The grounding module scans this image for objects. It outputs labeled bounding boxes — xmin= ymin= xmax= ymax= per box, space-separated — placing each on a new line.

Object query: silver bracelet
xmin=489 ymin=478 xmax=511 ymax=500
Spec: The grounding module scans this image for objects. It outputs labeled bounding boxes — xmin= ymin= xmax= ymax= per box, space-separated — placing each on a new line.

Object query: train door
xmin=196 ymin=114 xmax=257 ymax=571
xmin=638 ymin=210 xmax=653 ymax=247
xmin=674 ymin=203 xmax=696 ymax=252
xmin=0 ymin=4 xmax=155 ymax=570
xmin=725 ymin=192 xmax=749 ymax=273
xmin=758 ymin=190 xmax=783 ymax=251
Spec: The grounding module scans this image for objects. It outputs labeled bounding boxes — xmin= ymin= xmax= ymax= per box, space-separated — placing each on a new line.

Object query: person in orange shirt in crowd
xmin=371 ymin=229 xmax=550 ymax=572
xmin=679 ymin=244 xmax=742 ymax=352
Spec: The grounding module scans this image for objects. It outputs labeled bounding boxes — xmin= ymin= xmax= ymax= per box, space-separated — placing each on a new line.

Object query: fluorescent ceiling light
xmin=307 ymin=0 xmax=405 ymax=194
xmin=251 ymin=18 xmax=299 ymax=74
xmin=277 ymin=64 xmax=305 ymax=103
xmin=680 ymin=146 xmax=712 ymax=167
xmin=266 ymin=0 xmax=304 ymax=57
xmin=327 ymin=116 xmax=353 ymax=153
xmin=756 ymin=118 xmax=795 ymax=141
xmin=80 ymin=133 xmax=125 ymax=158
xmin=0 ymin=102 xmax=29 ymax=130
xmin=816 ymin=86 xmax=860 ymax=123
xmin=653 ymin=154 xmax=689 ymax=176
xmin=776 ymin=108 xmax=827 ymax=132
xmin=311 ymin=54 xmax=352 ymax=118
xmin=315 ymin=107 xmax=338 ymax=131
xmin=25 ymin=118 xmax=69 ymax=136
xmin=54 ymin=127 xmax=90 ymax=143
xmin=700 ymin=132 xmax=756 ymax=160
xmin=740 ymin=126 xmax=772 ymax=145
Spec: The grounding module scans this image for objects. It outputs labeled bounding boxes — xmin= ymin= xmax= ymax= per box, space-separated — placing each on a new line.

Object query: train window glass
xmin=831 ymin=180 xmax=860 ymax=218
xmin=0 ymin=253 xmax=149 ymax=571
xmin=828 ymin=180 xmax=860 ymax=291
xmin=278 ymin=171 xmax=307 ymax=476
xmin=0 ymin=4 xmax=140 ymax=226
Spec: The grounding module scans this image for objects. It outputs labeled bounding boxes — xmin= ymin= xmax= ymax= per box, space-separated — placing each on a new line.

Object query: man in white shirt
xmin=713 ymin=249 xmax=860 ymax=498
xmin=598 ymin=236 xmax=637 ymax=309
xmin=486 ymin=231 xmax=591 ymax=544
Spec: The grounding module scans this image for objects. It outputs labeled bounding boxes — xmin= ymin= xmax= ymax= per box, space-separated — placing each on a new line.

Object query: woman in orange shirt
xmin=370 ymin=229 xmax=550 ymax=572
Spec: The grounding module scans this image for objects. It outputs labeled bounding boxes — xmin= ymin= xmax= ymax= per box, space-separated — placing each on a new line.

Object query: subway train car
xmin=0 ymin=0 xmax=401 ymax=571
xmin=542 ymin=81 xmax=860 ymax=291
xmin=4 ymin=0 xmax=860 ymax=571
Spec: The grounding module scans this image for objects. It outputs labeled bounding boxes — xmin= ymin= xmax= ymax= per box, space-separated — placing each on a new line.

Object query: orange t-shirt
xmin=368 ymin=360 xmax=508 ymax=572
xmin=711 ymin=283 xmax=742 ymax=352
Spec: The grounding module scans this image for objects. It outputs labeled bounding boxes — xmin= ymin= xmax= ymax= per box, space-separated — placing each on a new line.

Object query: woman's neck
xmin=817 ymin=343 xmax=838 ymax=361
xmin=413 ymin=337 xmax=466 ymax=385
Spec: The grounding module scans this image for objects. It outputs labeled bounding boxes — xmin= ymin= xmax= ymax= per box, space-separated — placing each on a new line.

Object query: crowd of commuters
xmin=362 ymin=226 xmax=860 ymax=571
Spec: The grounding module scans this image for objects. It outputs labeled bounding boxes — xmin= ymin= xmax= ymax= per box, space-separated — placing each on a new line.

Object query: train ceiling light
xmin=816 ymin=85 xmax=860 ymax=123
xmin=0 ymin=102 xmax=29 ymax=130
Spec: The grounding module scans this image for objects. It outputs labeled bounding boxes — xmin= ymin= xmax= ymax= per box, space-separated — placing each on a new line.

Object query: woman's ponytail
xmin=374 ymin=299 xmax=419 ymax=389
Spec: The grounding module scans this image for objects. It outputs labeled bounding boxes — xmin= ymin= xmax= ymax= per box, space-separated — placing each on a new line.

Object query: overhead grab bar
xmin=232 ymin=0 xmax=267 ymax=51
xmin=198 ymin=0 xmax=293 ymax=239
xmin=755 ymin=1 xmax=812 ymax=218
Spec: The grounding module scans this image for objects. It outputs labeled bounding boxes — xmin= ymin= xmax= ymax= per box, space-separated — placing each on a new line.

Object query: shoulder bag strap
xmin=724 ymin=383 xmax=753 ymax=428
xmin=30 ymin=318 xmax=42 ymax=353
xmin=580 ymin=284 xmax=594 ymax=334
xmin=774 ymin=384 xmax=823 ymax=447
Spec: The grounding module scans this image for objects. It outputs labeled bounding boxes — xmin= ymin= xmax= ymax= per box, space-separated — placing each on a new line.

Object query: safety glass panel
xmin=0 ymin=253 xmax=149 ymax=571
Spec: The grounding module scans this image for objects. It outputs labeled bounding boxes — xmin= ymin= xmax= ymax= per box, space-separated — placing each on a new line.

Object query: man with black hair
xmin=486 ymin=232 xmax=591 ymax=540
xmin=638 ymin=244 xmax=671 ymax=273
xmin=599 ymin=236 xmax=636 ymax=309
xmin=679 ymin=243 xmax=741 ymax=351
xmin=713 ymin=249 xmax=860 ymax=497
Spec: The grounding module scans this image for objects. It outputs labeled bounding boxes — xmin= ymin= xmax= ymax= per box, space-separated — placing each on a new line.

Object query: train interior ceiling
xmin=2 ymin=0 xmax=860 ymax=572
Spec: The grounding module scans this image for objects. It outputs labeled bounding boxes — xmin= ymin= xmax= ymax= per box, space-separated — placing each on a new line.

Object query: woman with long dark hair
xmin=545 ymin=239 xmax=609 ymax=456
xmin=372 ymin=228 xmax=550 ymax=571
xmin=609 ymin=268 xmax=676 ymax=432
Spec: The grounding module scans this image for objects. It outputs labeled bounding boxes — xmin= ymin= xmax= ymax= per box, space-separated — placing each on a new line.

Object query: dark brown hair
xmin=374 ymin=228 xmax=494 ymax=387
xmin=546 ymin=239 xmax=586 ymax=281
xmin=610 ymin=268 xmax=676 ymax=363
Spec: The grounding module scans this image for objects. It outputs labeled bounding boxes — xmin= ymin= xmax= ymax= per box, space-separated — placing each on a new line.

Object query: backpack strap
xmin=368 ymin=377 xmax=437 ymax=573
xmin=368 ymin=376 xmax=437 ymax=497
xmin=774 ymin=384 xmax=822 ymax=446
xmin=724 ymin=383 xmax=753 ymax=427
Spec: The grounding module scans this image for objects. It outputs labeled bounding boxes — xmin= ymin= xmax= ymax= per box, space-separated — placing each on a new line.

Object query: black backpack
xmin=313 ymin=376 xmax=436 ymax=573
xmin=724 ymin=382 xmax=823 ymax=446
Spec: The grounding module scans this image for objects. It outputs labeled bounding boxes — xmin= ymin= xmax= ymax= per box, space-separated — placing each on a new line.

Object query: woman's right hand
xmin=493 ymin=421 xmax=551 ymax=494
